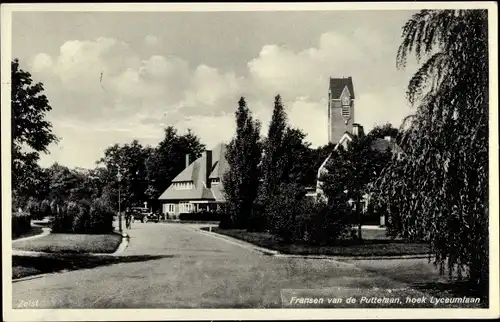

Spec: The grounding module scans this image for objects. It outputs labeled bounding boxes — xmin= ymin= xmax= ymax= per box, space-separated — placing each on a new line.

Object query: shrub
xmin=72 ymin=200 xmax=91 ymax=233
xmin=246 ymin=202 xmax=268 ymax=232
xmin=51 ymin=202 xmax=74 ymax=233
xmin=51 ymin=198 xmax=114 ymax=234
xmin=12 ymin=211 xmax=32 ymax=238
xmin=304 ymin=200 xmax=354 ymax=245
xmin=25 ymin=197 xmax=44 ymax=220
xmin=40 ymin=199 xmax=52 ymax=218
xmin=88 ymin=198 xmax=114 ymax=234
xmin=218 ymin=203 xmax=234 ymax=229
xmin=266 ymin=183 xmax=307 ymax=243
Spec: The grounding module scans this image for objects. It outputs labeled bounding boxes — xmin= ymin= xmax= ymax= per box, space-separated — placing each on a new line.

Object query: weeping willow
xmin=374 ymin=10 xmax=489 ymax=294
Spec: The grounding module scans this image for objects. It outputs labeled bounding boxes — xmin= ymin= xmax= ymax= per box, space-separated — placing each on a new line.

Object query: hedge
xmin=12 ymin=211 xmax=32 ymax=238
xmin=179 ymin=211 xmax=222 ymax=221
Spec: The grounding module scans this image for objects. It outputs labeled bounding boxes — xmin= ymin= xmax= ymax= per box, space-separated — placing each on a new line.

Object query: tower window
xmin=341 ymin=105 xmax=351 ymax=120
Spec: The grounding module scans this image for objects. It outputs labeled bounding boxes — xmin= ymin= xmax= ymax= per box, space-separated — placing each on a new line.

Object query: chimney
xmin=358 ymin=125 xmax=364 ymax=136
xmin=185 ymin=154 xmax=190 ymax=169
xmin=205 ymin=150 xmax=212 ymax=188
xmin=352 ymin=123 xmax=359 ymax=136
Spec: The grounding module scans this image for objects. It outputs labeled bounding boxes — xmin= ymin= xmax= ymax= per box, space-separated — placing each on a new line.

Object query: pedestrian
xmin=125 ymin=207 xmax=132 ymax=229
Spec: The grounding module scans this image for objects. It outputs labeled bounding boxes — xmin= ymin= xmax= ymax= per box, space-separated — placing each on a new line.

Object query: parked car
xmin=130 ymin=207 xmax=154 ymax=223
xmin=148 ymin=211 xmax=161 ymax=223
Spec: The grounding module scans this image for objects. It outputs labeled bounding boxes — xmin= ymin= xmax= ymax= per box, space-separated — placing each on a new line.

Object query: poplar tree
xmin=222 ymin=97 xmax=262 ymax=229
xmin=260 ymin=95 xmax=288 ymax=198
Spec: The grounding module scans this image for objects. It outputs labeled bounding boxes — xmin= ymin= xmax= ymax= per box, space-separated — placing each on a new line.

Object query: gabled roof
xmin=330 ymin=77 xmax=355 ymax=99
xmin=210 ymin=184 xmax=225 ymax=202
xmin=172 ymin=159 xmax=201 ymax=182
xmin=158 ymin=142 xmax=229 ymax=201
xmin=334 ymin=132 xmax=354 ymax=150
xmin=209 ymin=144 xmax=229 ymax=179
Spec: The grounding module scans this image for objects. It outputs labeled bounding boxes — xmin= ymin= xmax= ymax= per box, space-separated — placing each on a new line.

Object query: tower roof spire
xmin=329 ymin=77 xmax=355 ymax=99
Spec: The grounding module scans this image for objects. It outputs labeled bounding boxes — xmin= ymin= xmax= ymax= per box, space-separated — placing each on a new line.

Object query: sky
xmin=11 ymin=10 xmax=422 ymax=169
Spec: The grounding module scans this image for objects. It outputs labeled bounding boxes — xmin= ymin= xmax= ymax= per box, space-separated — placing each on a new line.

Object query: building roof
xmin=370 ymin=138 xmax=391 ymax=152
xmin=330 ymin=77 xmax=355 ymax=99
xmin=172 ymin=159 xmax=201 ymax=182
xmin=158 ymin=142 xmax=229 ymax=201
xmin=210 ymin=184 xmax=226 ymax=202
xmin=370 ymin=137 xmax=404 ymax=154
xmin=209 ymin=144 xmax=229 ymax=179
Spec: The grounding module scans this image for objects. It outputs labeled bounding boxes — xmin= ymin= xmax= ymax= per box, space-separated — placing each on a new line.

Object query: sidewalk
xmin=12 ymin=227 xmax=51 ymax=243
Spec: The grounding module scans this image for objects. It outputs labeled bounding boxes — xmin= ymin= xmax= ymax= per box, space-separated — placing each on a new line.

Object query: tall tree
xmin=260 ymin=95 xmax=288 ymax=197
xmin=11 ymin=59 xmax=57 ymax=201
xmin=97 ymin=140 xmax=153 ymax=209
xmin=376 ymin=9 xmax=489 ymax=295
xmin=280 ymin=127 xmax=312 ymax=187
xmin=321 ymin=133 xmax=392 ymax=240
xmin=145 ymin=127 xmax=205 ymax=201
xmin=222 ymin=97 xmax=262 ymax=229
xmin=303 ymin=142 xmax=337 ymax=187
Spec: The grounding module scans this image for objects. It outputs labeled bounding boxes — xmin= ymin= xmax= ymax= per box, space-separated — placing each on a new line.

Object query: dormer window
xmin=210 ymin=178 xmax=220 ymax=185
xmin=174 ymin=181 xmax=193 ymax=190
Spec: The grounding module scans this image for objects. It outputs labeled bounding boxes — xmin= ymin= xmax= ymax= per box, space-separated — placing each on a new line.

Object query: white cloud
xmin=288 ymin=98 xmax=329 ymax=147
xmin=176 ymin=65 xmax=244 ymax=116
xmin=246 ymin=29 xmax=416 ymax=140
xmin=144 ymin=35 xmax=160 ymax=46
xmin=31 ymin=53 xmax=53 ymax=72
xmin=32 ymin=29 xmax=417 ymax=168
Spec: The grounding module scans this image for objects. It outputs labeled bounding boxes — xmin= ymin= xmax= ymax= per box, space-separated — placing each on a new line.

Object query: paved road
xmin=12 ymin=223 xmax=427 ymax=308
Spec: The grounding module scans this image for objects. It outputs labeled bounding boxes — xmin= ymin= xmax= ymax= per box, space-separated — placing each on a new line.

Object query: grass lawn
xmin=344 ymin=258 xmax=488 ymax=306
xmin=12 ymin=226 xmax=44 ymax=240
xmin=12 ymin=253 xmax=170 ymax=280
xmin=12 ymin=233 xmax=123 ymax=254
xmin=206 ymin=228 xmax=430 ymax=257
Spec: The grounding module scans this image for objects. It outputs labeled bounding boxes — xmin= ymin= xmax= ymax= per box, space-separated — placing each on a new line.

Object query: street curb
xmin=12 ymin=271 xmax=63 ymax=283
xmin=112 ymin=233 xmax=130 ymax=255
xmin=200 ymin=228 xmax=433 ymax=260
xmin=274 ymin=253 xmax=433 ymax=261
xmin=196 ymin=228 xmax=279 ymax=255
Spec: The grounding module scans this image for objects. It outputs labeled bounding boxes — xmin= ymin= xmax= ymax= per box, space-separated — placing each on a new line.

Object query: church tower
xmin=328 ymin=77 xmax=355 ymax=143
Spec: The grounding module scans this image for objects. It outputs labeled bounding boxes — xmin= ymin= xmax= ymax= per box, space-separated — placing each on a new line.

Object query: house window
xmin=175 ymin=181 xmax=193 ymax=190
xmin=163 ymin=203 xmax=176 ymax=214
xmin=210 ymin=178 xmax=220 ymax=185
xmin=179 ymin=202 xmax=193 ymax=213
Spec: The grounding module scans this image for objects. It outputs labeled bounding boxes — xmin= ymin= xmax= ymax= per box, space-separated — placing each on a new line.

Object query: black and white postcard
xmin=2 ymin=2 xmax=498 ymax=321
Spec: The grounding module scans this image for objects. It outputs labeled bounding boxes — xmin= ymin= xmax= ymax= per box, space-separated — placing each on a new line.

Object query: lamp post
xmin=117 ymin=165 xmax=123 ymax=233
